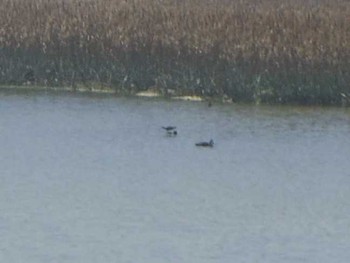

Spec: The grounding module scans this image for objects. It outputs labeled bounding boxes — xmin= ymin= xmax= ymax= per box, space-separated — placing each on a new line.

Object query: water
xmin=0 ymin=91 xmax=350 ymax=263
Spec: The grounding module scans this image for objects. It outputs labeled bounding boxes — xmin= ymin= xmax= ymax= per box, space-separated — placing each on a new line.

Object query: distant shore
xmin=0 ymin=85 xmax=210 ymax=102
xmin=0 ymin=0 xmax=349 ymax=105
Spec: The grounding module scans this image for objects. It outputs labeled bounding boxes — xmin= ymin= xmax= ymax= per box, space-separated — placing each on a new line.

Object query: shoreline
xmin=0 ymin=85 xmax=209 ymax=102
xmin=1 ymin=85 xmax=349 ymax=107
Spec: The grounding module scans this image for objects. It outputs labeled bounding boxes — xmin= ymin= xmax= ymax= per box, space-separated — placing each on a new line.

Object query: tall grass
xmin=0 ymin=0 xmax=349 ymax=104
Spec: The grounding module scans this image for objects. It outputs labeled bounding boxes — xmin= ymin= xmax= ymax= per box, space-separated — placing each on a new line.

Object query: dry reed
xmin=0 ymin=0 xmax=349 ymax=104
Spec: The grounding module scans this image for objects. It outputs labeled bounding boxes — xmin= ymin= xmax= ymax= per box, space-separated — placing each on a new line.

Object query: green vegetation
xmin=0 ymin=0 xmax=349 ymax=105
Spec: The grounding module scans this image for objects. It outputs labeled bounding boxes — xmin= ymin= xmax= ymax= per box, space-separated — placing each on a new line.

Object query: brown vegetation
xmin=0 ymin=0 xmax=349 ymax=104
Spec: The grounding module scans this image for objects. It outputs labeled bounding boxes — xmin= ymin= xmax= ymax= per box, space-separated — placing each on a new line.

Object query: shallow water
xmin=0 ymin=91 xmax=350 ymax=263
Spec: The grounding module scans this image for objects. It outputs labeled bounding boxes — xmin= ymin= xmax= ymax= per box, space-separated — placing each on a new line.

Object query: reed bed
xmin=0 ymin=0 xmax=349 ymax=104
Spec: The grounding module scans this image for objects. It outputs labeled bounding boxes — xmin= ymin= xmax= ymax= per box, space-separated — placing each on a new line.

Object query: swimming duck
xmin=195 ymin=139 xmax=214 ymax=147
xmin=162 ymin=126 xmax=176 ymax=131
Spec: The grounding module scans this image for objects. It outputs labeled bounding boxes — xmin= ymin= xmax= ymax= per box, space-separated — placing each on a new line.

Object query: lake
xmin=0 ymin=90 xmax=350 ymax=263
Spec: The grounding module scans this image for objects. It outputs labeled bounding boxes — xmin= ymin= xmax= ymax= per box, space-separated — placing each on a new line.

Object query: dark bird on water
xmin=195 ymin=139 xmax=214 ymax=147
xmin=162 ymin=126 xmax=176 ymax=131
xmin=167 ymin=130 xmax=177 ymax=136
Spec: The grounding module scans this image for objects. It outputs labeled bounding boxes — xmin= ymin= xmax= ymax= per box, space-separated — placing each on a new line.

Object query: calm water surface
xmin=0 ymin=91 xmax=350 ymax=263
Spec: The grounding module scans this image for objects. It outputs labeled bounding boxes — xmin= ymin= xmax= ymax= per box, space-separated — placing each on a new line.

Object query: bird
xmin=162 ymin=126 xmax=176 ymax=131
xmin=195 ymin=139 xmax=214 ymax=147
xmin=166 ymin=130 xmax=177 ymax=136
